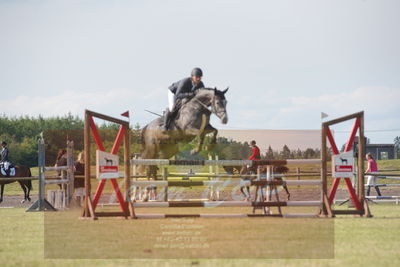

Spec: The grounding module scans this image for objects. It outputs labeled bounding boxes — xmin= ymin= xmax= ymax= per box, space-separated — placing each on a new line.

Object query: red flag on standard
xmin=121 ymin=111 xmax=129 ymax=118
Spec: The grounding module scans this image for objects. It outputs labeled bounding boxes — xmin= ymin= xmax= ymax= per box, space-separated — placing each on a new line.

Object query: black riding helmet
xmin=1 ymin=141 xmax=7 ymax=146
xmin=191 ymin=67 xmax=203 ymax=77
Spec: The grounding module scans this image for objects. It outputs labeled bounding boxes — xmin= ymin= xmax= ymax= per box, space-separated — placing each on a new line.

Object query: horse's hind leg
xmin=245 ymin=186 xmax=251 ymax=200
xmin=240 ymin=186 xmax=247 ymax=198
xmin=283 ymin=184 xmax=290 ymax=200
xmin=26 ymin=181 xmax=32 ymax=201
xmin=240 ymin=186 xmax=251 ymax=200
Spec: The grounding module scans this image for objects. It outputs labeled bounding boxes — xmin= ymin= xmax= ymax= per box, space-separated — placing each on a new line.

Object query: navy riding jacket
xmin=169 ymin=77 xmax=205 ymax=99
xmin=1 ymin=147 xmax=9 ymax=162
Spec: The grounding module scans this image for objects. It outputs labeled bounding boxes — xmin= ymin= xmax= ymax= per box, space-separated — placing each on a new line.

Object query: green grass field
xmin=0 ymin=205 xmax=399 ymax=266
xmin=1 ymin=159 xmax=399 ymax=266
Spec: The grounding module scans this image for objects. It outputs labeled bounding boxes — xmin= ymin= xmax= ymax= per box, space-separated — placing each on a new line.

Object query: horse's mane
xmin=195 ymin=87 xmax=214 ymax=94
xmin=195 ymin=87 xmax=226 ymax=99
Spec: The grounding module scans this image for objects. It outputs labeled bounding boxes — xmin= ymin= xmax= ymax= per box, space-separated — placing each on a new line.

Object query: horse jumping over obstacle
xmin=139 ymin=87 xmax=228 ymax=178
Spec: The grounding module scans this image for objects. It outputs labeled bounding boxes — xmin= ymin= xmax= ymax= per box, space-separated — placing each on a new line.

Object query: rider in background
xmin=55 ymin=149 xmax=67 ymax=177
xmin=240 ymin=140 xmax=261 ymax=201
xmin=162 ymin=67 xmax=205 ymax=132
xmin=248 ymin=140 xmax=261 ymax=173
xmin=0 ymin=141 xmax=11 ymax=176
xmin=248 ymin=140 xmax=261 ymax=161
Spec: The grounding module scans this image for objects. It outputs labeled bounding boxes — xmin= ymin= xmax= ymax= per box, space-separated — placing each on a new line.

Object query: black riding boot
xmin=161 ymin=109 xmax=171 ymax=132
xmin=5 ymin=168 xmax=10 ymax=177
xmin=375 ymin=186 xmax=382 ymax=196
xmin=366 ymin=186 xmax=371 ymax=196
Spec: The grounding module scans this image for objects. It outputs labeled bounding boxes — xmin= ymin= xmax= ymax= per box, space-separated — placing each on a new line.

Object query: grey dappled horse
xmin=140 ymin=87 xmax=228 ymax=177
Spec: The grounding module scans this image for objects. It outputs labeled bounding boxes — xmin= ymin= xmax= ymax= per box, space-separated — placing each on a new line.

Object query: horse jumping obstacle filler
xmin=321 ymin=111 xmax=371 ymax=217
xmin=81 ymin=110 xmax=132 ymax=219
xmin=81 ymin=110 xmax=371 ymax=219
xmin=129 ymin=159 xmax=323 ymax=218
xmin=130 ymin=158 xmax=321 ymax=198
xmin=27 ymin=136 xmax=75 ymax=211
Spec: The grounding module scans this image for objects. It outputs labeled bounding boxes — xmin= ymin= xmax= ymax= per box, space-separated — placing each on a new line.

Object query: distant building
xmin=354 ymin=139 xmax=396 ymax=160
xmin=365 ymin=144 xmax=396 ymax=160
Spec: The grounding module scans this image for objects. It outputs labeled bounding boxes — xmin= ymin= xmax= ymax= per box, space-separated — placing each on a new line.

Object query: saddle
xmin=170 ymin=98 xmax=185 ymax=119
xmin=0 ymin=162 xmax=16 ymax=177
xmin=170 ymin=94 xmax=196 ymax=118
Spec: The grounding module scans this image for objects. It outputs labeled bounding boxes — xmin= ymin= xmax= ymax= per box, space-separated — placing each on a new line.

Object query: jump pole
xmin=130 ymin=158 xmax=324 ymax=219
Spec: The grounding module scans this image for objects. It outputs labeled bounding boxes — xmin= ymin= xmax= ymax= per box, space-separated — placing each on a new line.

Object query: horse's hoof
xmin=27 ymin=197 xmax=31 ymax=202
xmin=20 ymin=200 xmax=25 ymax=204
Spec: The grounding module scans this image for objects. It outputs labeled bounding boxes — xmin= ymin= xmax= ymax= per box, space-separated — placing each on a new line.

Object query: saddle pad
xmin=1 ymin=168 xmax=16 ymax=176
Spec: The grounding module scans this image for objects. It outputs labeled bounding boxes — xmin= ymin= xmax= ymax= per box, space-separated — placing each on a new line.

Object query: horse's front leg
xmin=0 ymin=184 xmax=4 ymax=203
xmin=283 ymin=183 xmax=291 ymax=200
xmin=205 ymin=124 xmax=218 ymax=151
xmin=191 ymin=130 xmax=206 ymax=155
xmin=186 ymin=115 xmax=208 ymax=155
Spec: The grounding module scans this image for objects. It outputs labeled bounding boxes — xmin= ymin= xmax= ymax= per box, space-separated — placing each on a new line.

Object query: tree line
xmin=1 ymin=115 xmax=323 ymax=167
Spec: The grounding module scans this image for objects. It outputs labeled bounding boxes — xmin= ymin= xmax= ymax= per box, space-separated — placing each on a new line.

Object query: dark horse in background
xmin=139 ymin=87 xmax=229 ymax=177
xmin=224 ymin=165 xmax=291 ymax=201
xmin=0 ymin=165 xmax=32 ymax=203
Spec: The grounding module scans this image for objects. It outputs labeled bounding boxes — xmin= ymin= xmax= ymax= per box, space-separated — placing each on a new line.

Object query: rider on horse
xmin=162 ymin=67 xmax=205 ymax=132
xmin=240 ymin=140 xmax=261 ymax=201
xmin=0 ymin=141 xmax=11 ymax=177
xmin=248 ymin=140 xmax=261 ymax=170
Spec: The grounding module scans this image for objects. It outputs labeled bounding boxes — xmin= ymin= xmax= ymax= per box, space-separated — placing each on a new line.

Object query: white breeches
xmin=366 ymin=175 xmax=377 ymax=186
xmin=168 ymin=90 xmax=176 ymax=112
xmin=2 ymin=161 xmax=10 ymax=170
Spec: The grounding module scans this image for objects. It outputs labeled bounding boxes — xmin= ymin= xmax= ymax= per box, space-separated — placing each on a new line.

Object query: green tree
xmin=304 ymin=148 xmax=316 ymax=159
xmin=265 ymin=146 xmax=274 ymax=159
xmin=281 ymin=145 xmax=291 ymax=159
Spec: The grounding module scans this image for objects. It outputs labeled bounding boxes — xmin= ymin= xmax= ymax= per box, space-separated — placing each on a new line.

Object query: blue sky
xmin=0 ymin=0 xmax=399 ymax=146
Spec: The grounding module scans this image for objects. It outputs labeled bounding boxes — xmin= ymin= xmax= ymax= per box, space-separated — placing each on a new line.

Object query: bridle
xmin=192 ymin=89 xmax=226 ymax=116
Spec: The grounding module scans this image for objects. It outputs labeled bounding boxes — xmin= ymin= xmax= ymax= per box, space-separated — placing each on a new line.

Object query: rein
xmin=194 ymin=98 xmax=211 ymax=111
xmin=192 ymin=92 xmax=216 ymax=114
